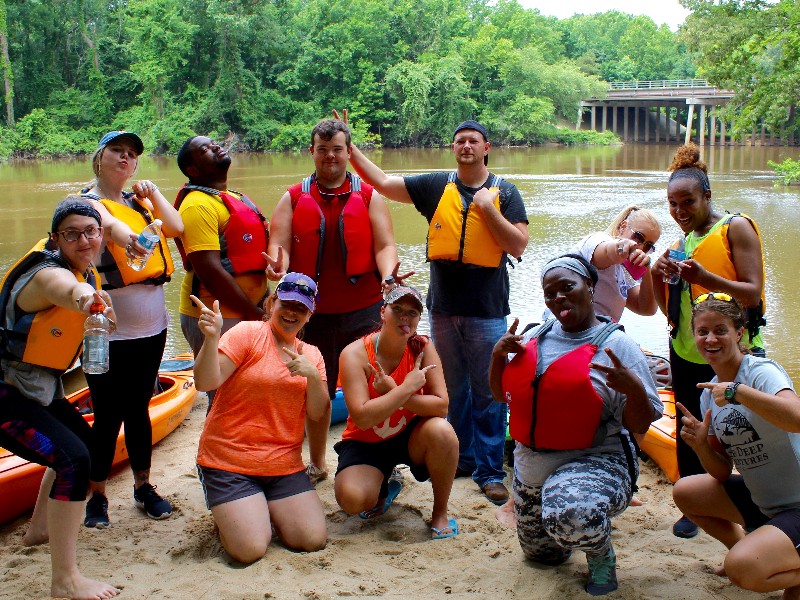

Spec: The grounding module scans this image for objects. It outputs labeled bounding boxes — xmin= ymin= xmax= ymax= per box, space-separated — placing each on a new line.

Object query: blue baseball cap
xmin=97 ymin=131 xmax=144 ymax=155
xmin=453 ymin=120 xmax=488 ymax=142
xmin=276 ymin=272 xmax=318 ymax=312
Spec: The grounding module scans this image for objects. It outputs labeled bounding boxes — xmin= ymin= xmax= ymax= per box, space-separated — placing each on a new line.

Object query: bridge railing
xmin=609 ymin=79 xmax=711 ymax=90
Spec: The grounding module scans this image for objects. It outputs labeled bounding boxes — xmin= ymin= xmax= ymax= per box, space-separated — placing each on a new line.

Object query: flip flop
xmin=359 ymin=479 xmax=403 ymax=519
xmin=431 ymin=518 xmax=459 ymax=539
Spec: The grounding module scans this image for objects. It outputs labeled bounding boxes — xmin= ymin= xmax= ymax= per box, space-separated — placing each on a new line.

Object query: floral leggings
xmin=513 ymin=449 xmax=636 ymax=564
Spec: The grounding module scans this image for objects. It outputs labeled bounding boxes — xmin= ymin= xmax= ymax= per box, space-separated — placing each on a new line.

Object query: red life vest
xmin=503 ymin=319 xmax=621 ymax=450
xmin=173 ymin=184 xmax=269 ymax=274
xmin=288 ymin=174 xmax=377 ymax=283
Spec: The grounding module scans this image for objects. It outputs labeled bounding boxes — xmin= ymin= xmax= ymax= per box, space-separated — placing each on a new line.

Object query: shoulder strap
xmin=184 ymin=183 xmax=222 ymax=197
xmin=80 ymin=191 xmax=102 ymax=201
xmin=589 ymin=320 xmax=623 ymax=349
xmin=527 ymin=318 xmax=557 ymax=342
xmin=447 ymin=171 xmax=457 ymax=184
xmin=350 ymin=173 xmax=361 ymax=192
xmin=301 ymin=176 xmax=313 ymax=194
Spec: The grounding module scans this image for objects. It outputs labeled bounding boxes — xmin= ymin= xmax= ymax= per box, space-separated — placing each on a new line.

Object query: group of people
xmin=0 ymin=112 xmax=798 ymax=600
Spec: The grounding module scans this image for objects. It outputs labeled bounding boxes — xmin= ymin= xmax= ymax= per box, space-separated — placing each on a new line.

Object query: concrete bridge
xmin=579 ymin=79 xmax=793 ymax=145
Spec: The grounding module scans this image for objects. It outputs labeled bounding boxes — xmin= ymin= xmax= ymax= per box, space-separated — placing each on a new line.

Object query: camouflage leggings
xmin=513 ymin=450 xmax=635 ymax=565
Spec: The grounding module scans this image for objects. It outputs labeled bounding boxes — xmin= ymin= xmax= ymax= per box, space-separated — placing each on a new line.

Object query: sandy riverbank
xmin=0 ymin=393 xmax=777 ymax=599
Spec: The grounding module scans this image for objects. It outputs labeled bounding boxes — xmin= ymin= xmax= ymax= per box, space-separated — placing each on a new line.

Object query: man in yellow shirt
xmin=175 ymin=136 xmax=269 ymax=401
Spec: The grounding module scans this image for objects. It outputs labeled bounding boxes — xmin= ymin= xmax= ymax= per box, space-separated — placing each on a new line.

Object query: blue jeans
xmin=429 ymin=312 xmax=507 ymax=487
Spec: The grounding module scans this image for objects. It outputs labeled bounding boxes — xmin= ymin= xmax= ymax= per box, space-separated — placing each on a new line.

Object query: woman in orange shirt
xmin=191 ymin=272 xmax=328 ymax=563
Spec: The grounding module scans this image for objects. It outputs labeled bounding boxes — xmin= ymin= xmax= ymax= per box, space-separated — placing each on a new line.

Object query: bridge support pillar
xmin=710 ymin=115 xmax=717 ymax=146
xmin=602 ymin=105 xmax=608 ymax=132
xmin=613 ymin=106 xmax=618 ymax=135
xmin=591 ymin=106 xmax=596 ymax=131
xmin=644 ymin=107 xmax=650 ymax=142
xmin=685 ymin=104 xmax=695 ymax=144
xmin=623 ymin=107 xmax=629 ymax=141
xmin=699 ymin=104 xmax=707 ymax=145
xmin=655 ymin=107 xmax=661 ymax=143
xmin=720 ymin=119 xmax=727 ymax=145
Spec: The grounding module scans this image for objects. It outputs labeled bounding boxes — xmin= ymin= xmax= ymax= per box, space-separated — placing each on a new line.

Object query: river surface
xmin=2 ymin=143 xmax=799 ymax=379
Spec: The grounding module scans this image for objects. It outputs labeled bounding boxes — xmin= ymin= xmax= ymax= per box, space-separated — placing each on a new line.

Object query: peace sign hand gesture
xmin=368 ymin=361 xmax=396 ymax=394
xmin=284 ymin=344 xmax=316 ymax=378
xmin=589 ymin=348 xmax=641 ymax=396
xmin=263 ymin=249 xmax=286 ymax=282
xmin=677 ymin=402 xmax=712 ymax=450
xmin=401 ymin=352 xmax=437 ymax=393
xmin=190 ymin=295 xmax=222 ymax=338
xmin=492 ymin=318 xmax=525 ymax=358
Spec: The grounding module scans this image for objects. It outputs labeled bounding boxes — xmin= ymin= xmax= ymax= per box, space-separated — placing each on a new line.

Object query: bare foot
xmin=783 ymin=585 xmax=800 ymax=600
xmin=22 ymin=524 xmax=48 ymax=546
xmin=713 ymin=564 xmax=726 ymax=577
xmin=52 ymin=573 xmax=120 ymax=599
xmin=495 ymin=499 xmax=517 ymax=529
xmin=629 ymin=495 xmax=643 ymax=507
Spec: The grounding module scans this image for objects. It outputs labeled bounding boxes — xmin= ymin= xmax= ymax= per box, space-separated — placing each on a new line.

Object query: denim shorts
xmin=724 ymin=474 xmax=800 ymax=553
xmin=197 ymin=465 xmax=313 ymax=509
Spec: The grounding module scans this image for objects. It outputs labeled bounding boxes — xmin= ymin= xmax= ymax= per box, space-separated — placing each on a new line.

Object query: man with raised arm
xmin=267 ymin=119 xmax=404 ymax=484
xmin=174 ymin=136 xmax=270 ymax=401
xmin=339 ymin=113 xmax=529 ymax=504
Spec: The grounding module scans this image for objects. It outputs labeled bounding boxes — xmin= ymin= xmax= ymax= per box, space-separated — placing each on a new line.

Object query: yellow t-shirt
xmin=177 ymin=190 xmax=267 ymax=318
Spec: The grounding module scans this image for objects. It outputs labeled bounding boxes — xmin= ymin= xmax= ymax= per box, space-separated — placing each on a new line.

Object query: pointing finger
xmin=589 ymin=362 xmax=612 ymax=374
xmin=604 ymin=347 xmax=622 ymax=367
xmin=420 ymin=364 xmax=437 ymax=374
xmin=696 ymin=382 xmax=715 ymax=389
xmin=675 ymin=402 xmax=696 ymax=421
xmin=283 ymin=347 xmax=299 ymax=359
xmin=189 ymin=295 xmax=209 ymax=312
xmin=414 ymin=352 xmax=424 ymax=369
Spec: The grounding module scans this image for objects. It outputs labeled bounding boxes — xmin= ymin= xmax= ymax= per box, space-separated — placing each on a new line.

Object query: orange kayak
xmin=639 ymin=388 xmax=679 ymax=483
xmin=0 ymin=355 xmax=197 ymax=525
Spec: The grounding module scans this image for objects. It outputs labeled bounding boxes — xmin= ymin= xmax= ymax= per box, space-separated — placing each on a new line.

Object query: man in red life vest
xmin=175 ymin=136 xmax=270 ymax=402
xmin=268 ymin=119 xmax=404 ymax=484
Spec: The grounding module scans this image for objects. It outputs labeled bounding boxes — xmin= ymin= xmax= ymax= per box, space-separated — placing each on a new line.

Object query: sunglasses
xmin=630 ymin=230 xmax=656 ymax=254
xmin=315 ymin=179 xmax=352 ymax=202
xmin=276 ymin=281 xmax=317 ymax=299
xmin=54 ymin=226 xmax=103 ymax=242
xmin=694 ymin=292 xmax=733 ymax=305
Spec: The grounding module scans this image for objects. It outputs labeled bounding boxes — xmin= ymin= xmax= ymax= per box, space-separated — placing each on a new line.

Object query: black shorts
xmin=334 ymin=417 xmax=430 ymax=496
xmin=723 ymin=474 xmax=800 ymax=554
xmin=196 ymin=465 xmax=313 ymax=509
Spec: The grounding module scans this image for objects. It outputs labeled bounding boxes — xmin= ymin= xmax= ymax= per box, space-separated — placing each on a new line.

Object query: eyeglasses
xmin=54 ymin=226 xmax=103 ymax=242
xmin=630 ymin=230 xmax=656 ymax=254
xmin=694 ymin=292 xmax=733 ymax=305
xmin=276 ymin=281 xmax=317 ymax=299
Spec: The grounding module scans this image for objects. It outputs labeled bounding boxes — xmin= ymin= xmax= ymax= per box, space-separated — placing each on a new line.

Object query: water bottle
xmin=127 ymin=219 xmax=163 ymax=271
xmin=663 ymin=249 xmax=686 ymax=285
xmin=83 ymin=302 xmax=111 ymax=374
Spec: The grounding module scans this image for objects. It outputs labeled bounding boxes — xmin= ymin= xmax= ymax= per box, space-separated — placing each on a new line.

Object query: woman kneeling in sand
xmin=674 ymin=293 xmax=800 ymax=599
xmin=334 ymin=285 xmax=459 ymax=539
xmin=192 ymin=273 xmax=328 ymax=563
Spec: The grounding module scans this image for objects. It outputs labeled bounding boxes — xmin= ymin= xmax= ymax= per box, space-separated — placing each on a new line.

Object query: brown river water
xmin=1 ymin=143 xmax=799 ymax=379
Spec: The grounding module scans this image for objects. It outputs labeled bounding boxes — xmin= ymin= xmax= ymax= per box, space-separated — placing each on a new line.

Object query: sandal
xmin=431 ymin=518 xmax=459 ymax=539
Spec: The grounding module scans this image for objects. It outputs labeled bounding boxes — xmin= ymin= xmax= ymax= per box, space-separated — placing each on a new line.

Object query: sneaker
xmin=672 ymin=515 xmax=699 ymax=538
xmin=84 ymin=493 xmax=110 ymax=529
xmin=133 ymin=483 xmax=173 ymax=520
xmin=306 ymin=464 xmax=328 ymax=486
xmin=586 ymin=548 xmax=618 ymax=596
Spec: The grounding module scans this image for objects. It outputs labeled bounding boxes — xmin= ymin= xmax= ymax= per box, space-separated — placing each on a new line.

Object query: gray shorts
xmin=197 ymin=465 xmax=313 ymax=509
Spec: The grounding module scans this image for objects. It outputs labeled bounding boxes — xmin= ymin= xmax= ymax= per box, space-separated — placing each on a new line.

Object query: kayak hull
xmin=0 ymin=357 xmax=197 ymax=525
xmin=639 ymin=389 xmax=679 ymax=483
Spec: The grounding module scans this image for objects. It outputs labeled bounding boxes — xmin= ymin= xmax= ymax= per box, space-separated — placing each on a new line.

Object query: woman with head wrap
xmin=489 ymin=254 xmax=662 ymax=595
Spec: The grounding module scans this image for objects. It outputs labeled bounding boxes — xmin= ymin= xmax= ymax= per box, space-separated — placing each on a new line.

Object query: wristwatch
xmin=724 ymin=382 xmax=741 ymax=405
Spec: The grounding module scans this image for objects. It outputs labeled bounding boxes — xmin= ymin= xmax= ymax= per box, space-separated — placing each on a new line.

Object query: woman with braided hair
xmin=651 ymin=143 xmax=767 ymax=538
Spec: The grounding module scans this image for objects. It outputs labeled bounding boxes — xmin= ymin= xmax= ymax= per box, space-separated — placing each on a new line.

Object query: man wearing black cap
xmin=339 ymin=112 xmax=529 ymax=505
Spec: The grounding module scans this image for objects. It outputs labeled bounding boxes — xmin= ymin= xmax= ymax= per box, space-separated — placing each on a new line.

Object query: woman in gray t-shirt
xmin=674 ymin=293 xmax=800 ymax=597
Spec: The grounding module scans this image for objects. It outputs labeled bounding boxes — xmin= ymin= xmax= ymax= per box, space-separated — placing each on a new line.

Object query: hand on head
xmin=493 ymin=318 xmax=524 ymax=357
xmin=189 ymin=295 xmax=222 ymax=338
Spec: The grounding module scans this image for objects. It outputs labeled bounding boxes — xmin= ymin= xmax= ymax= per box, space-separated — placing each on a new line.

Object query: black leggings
xmin=670 ymin=344 xmax=716 ymax=478
xmin=86 ymin=330 xmax=167 ymax=482
xmin=0 ymin=386 xmax=92 ymax=502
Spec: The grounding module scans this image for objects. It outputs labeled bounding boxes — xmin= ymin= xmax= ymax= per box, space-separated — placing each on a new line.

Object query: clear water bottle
xmin=663 ymin=249 xmax=686 ymax=285
xmin=83 ymin=302 xmax=111 ymax=374
xmin=127 ymin=218 xmax=163 ymax=271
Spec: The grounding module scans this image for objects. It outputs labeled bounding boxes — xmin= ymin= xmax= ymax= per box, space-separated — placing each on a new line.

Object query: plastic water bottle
xmin=83 ymin=302 xmax=111 ymax=374
xmin=663 ymin=249 xmax=686 ymax=285
xmin=127 ymin=219 xmax=163 ymax=271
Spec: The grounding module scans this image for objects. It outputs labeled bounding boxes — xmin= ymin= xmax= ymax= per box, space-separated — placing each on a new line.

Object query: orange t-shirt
xmin=341 ymin=334 xmax=425 ymax=443
xmin=196 ymin=321 xmax=326 ymax=476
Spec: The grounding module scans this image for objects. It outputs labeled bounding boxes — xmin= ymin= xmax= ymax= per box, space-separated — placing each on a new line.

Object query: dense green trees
xmin=0 ymin=0 xmax=695 ymax=157
xmin=680 ymin=0 xmax=800 ymax=139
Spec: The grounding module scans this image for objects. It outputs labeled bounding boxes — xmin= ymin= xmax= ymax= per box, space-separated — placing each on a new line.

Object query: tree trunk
xmin=0 ymin=0 xmax=14 ymax=128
